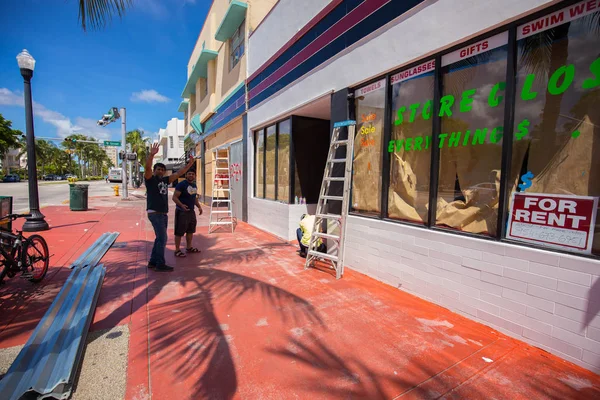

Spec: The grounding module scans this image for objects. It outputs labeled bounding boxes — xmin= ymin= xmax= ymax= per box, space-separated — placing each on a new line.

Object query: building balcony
xmin=181 ymin=46 xmax=219 ymax=99
xmin=178 ymin=99 xmax=189 ymax=113
xmin=215 ymin=0 xmax=248 ymax=42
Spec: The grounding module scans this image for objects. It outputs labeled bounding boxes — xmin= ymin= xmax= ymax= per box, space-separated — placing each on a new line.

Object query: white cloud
xmin=0 ymin=88 xmax=23 ymax=106
xmin=130 ymin=89 xmax=170 ymax=103
xmin=0 ymin=87 xmax=114 ymax=140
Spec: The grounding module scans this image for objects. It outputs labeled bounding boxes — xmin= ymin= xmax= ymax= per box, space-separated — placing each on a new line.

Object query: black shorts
xmin=174 ymin=209 xmax=197 ymax=236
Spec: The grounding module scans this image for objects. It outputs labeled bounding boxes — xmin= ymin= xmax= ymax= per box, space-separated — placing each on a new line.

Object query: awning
xmin=190 ymin=114 xmax=203 ymax=135
xmin=215 ymin=1 xmax=248 ymax=42
xmin=178 ymin=99 xmax=189 ymax=113
xmin=181 ymin=48 xmax=218 ymax=98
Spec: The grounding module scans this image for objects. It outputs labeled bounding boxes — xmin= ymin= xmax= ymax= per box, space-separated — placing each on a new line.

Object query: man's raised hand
xmin=150 ymin=143 xmax=160 ymax=157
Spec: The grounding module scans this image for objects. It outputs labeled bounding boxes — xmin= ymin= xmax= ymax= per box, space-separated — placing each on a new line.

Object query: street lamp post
xmin=17 ymin=49 xmax=49 ymax=232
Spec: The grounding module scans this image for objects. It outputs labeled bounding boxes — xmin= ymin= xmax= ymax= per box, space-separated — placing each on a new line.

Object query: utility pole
xmin=121 ymin=108 xmax=128 ymax=199
xmin=127 ymin=143 xmax=133 ymax=187
xmin=98 ymin=107 xmax=132 ymax=200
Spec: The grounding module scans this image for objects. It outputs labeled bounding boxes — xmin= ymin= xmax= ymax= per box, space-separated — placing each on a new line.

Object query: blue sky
xmin=0 ymin=0 xmax=209 ymax=143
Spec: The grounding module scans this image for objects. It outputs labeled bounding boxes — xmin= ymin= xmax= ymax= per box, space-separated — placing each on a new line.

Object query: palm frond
xmin=78 ymin=0 xmax=132 ymax=32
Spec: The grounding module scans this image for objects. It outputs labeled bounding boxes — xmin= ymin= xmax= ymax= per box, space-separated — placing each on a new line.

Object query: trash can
xmin=69 ymin=184 xmax=89 ymax=211
xmin=0 ymin=196 xmax=13 ymax=231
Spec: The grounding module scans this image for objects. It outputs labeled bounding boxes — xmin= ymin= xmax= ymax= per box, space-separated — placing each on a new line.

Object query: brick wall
xmin=345 ymin=215 xmax=600 ymax=373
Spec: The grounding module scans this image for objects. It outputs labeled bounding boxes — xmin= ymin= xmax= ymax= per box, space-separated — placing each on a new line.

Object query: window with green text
xmin=510 ymin=5 xmax=600 ymax=256
xmin=388 ymin=61 xmax=435 ymax=224
xmin=436 ymin=33 xmax=508 ymax=236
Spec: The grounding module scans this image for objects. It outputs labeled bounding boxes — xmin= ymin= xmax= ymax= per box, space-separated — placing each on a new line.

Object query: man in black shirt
xmin=173 ymin=169 xmax=202 ymax=257
xmin=145 ymin=143 xmax=195 ymax=271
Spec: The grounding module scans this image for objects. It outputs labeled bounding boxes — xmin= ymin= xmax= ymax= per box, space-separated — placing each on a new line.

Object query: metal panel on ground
xmin=0 ymin=232 xmax=119 ymax=400
xmin=69 ymin=232 xmax=119 ymax=269
xmin=0 ymin=264 xmax=106 ymax=400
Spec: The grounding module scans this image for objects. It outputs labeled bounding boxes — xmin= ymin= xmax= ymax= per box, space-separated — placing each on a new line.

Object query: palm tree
xmin=77 ymin=0 xmax=132 ymax=31
xmin=126 ymin=129 xmax=149 ymax=180
xmin=34 ymin=139 xmax=55 ymax=177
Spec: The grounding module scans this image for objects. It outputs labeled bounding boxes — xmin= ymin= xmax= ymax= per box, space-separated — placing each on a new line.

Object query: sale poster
xmin=507 ymin=193 xmax=598 ymax=254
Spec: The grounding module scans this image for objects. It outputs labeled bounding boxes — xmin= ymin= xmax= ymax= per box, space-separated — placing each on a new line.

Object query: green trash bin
xmin=69 ymin=183 xmax=89 ymax=211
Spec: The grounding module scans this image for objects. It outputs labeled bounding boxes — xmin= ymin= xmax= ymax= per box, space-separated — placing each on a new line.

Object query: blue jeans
xmin=148 ymin=213 xmax=168 ymax=266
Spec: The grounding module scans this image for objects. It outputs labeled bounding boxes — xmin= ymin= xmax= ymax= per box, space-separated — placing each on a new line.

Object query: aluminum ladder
xmin=304 ymin=120 xmax=356 ymax=279
xmin=208 ymin=147 xmax=234 ymax=233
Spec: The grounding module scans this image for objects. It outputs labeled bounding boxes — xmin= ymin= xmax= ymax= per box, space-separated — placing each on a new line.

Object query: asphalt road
xmin=0 ymin=180 xmax=118 ymax=212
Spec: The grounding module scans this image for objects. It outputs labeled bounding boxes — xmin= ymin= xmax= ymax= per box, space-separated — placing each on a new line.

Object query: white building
xmin=1 ymin=148 xmax=23 ymax=173
xmin=246 ymin=0 xmax=600 ymax=373
xmin=160 ymin=118 xmax=186 ymax=165
xmin=102 ymin=146 xmax=118 ymax=167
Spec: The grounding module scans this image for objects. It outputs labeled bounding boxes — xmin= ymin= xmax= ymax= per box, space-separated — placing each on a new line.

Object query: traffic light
xmin=97 ymin=107 xmax=120 ymax=126
xmin=64 ymin=138 xmax=77 ymax=143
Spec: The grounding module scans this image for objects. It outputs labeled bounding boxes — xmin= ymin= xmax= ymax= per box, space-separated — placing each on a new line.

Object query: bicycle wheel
xmin=23 ymin=234 xmax=49 ymax=283
xmin=0 ymin=252 xmax=7 ymax=283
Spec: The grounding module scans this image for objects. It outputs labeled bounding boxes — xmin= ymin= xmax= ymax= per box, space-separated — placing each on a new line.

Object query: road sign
xmin=104 ymin=141 xmax=121 ymax=146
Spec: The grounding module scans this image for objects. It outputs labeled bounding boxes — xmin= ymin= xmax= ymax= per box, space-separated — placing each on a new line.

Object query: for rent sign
xmin=507 ymin=193 xmax=598 ymax=254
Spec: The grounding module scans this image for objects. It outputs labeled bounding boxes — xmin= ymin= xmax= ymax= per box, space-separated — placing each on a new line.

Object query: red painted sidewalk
xmin=1 ymin=198 xmax=599 ymax=399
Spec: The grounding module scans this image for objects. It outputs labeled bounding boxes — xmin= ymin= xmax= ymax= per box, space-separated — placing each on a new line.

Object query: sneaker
xmin=155 ymin=264 xmax=174 ymax=272
xmin=148 ymin=262 xmax=156 ymax=269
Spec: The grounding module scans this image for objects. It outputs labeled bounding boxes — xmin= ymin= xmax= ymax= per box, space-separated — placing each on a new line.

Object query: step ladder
xmin=304 ymin=120 xmax=356 ymax=279
xmin=208 ymin=147 xmax=234 ymax=233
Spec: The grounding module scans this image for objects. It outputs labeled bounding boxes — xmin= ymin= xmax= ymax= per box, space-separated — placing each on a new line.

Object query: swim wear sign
xmin=518 ymin=0 xmax=600 ymax=39
xmin=507 ymin=193 xmax=598 ymax=254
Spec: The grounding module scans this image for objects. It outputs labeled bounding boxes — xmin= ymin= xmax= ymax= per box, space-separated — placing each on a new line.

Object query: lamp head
xmin=16 ymin=49 xmax=35 ymax=72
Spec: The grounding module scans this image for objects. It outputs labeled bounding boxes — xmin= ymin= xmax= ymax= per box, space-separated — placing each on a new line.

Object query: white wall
xmin=164 ymin=118 xmax=185 ymax=161
xmin=248 ymin=197 xmax=291 ymax=239
xmin=248 ymin=197 xmax=317 ymax=241
xmin=247 ymin=0 xmax=331 ymax=76
xmin=345 ymin=216 xmax=600 ymax=374
xmin=247 ymin=0 xmax=554 ymax=128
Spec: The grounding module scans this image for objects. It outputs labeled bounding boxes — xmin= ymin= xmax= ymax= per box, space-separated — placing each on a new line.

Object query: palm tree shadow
xmin=134 ymin=262 xmax=325 ymax=399
xmin=584 ymin=277 xmax=600 ymax=328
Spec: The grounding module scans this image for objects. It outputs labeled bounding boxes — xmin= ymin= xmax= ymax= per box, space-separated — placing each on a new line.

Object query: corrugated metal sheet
xmin=69 ymin=232 xmax=119 ymax=269
xmin=0 ymin=232 xmax=120 ymax=400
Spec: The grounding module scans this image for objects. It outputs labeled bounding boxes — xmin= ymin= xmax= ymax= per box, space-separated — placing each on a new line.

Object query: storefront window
xmin=294 ymin=163 xmax=302 ymax=201
xmin=510 ymin=7 xmax=600 ymax=256
xmin=265 ymin=125 xmax=276 ymax=200
xmin=277 ymin=120 xmax=291 ymax=203
xmin=435 ymin=33 xmax=508 ymax=236
xmin=255 ymin=130 xmax=264 ymax=198
xmin=388 ymin=61 xmax=435 ymax=224
xmin=352 ymin=79 xmax=385 ymax=216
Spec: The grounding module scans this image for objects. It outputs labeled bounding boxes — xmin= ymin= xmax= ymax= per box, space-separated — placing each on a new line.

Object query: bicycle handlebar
xmin=0 ymin=213 xmax=32 ymax=222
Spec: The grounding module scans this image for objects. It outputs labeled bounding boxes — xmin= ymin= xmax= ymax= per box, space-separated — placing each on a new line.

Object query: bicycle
xmin=0 ymin=214 xmax=50 ymax=284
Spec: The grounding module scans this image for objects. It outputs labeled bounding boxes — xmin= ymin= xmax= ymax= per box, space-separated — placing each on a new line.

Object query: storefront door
xmin=229 ymin=141 xmax=243 ymax=221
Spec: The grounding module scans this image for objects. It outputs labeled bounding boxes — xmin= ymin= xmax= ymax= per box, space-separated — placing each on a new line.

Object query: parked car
xmin=55 ymin=175 xmax=66 ymax=180
xmin=43 ymin=174 xmax=57 ymax=181
xmin=2 ymin=174 xmax=21 ymax=183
